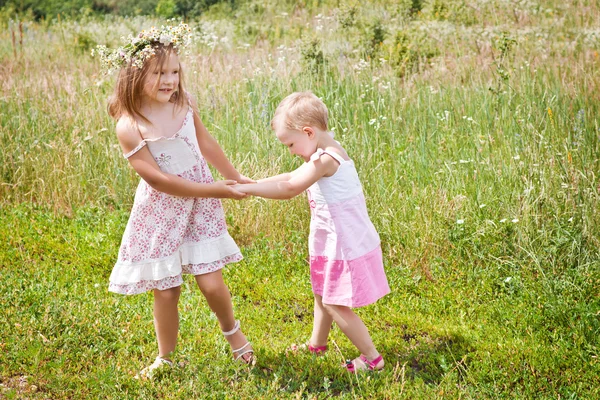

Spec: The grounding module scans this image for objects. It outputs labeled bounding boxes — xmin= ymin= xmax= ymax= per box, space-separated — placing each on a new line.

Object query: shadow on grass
xmin=247 ymin=330 xmax=473 ymax=396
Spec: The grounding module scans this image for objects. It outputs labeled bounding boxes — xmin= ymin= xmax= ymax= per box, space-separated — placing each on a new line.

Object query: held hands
xmin=232 ymin=174 xmax=256 ymax=184
xmin=213 ymin=180 xmax=247 ymax=199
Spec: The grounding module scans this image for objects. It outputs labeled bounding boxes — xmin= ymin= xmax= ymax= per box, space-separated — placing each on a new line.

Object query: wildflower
xmin=456 ymin=219 xmax=464 ymax=224
xmin=500 ymin=218 xmax=507 ymax=223
xmin=93 ymin=23 xmax=192 ymax=74
xmin=479 ymin=204 xmax=486 ymax=208
xmin=159 ymin=34 xmax=172 ymax=46
xmin=512 ymin=218 xmax=519 ymax=223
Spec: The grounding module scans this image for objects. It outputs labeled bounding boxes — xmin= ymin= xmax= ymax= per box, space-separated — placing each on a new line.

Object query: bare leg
xmin=323 ymin=303 xmax=383 ymax=368
xmin=153 ymin=286 xmax=181 ymax=361
xmin=194 ymin=270 xmax=253 ymax=361
xmin=310 ymin=294 xmax=333 ymax=347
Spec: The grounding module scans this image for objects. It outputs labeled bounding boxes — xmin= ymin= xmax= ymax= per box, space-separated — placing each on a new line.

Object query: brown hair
xmin=107 ymin=44 xmax=186 ymax=123
xmin=271 ymin=91 xmax=328 ymax=132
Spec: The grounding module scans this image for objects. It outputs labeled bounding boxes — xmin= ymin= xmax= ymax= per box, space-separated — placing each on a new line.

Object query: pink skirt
xmin=309 ymin=245 xmax=390 ymax=307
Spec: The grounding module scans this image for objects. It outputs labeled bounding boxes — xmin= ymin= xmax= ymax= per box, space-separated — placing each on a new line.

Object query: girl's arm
xmin=235 ymin=156 xmax=339 ymax=200
xmin=117 ymin=120 xmax=246 ymax=199
xmin=189 ymin=94 xmax=253 ymax=183
xmin=256 ymin=172 xmax=292 ymax=183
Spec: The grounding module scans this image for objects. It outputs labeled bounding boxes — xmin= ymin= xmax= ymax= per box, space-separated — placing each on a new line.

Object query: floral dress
xmin=108 ymin=101 xmax=242 ymax=295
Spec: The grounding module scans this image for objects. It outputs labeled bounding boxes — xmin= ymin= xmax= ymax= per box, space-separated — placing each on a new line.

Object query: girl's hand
xmin=234 ymin=174 xmax=256 ymax=184
xmin=214 ymin=180 xmax=248 ymax=199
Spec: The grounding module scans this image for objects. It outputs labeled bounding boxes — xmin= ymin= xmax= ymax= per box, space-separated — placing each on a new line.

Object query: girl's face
xmin=275 ymin=119 xmax=317 ymax=162
xmin=142 ymin=52 xmax=180 ymax=103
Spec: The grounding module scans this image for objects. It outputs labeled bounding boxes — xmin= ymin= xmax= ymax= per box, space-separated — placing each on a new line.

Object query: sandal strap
xmin=232 ymin=342 xmax=254 ymax=362
xmin=234 ymin=350 xmax=254 ymax=361
xmin=222 ymin=320 xmax=240 ymax=337
xmin=308 ymin=344 xmax=328 ymax=354
xmin=359 ymin=354 xmax=383 ymax=370
xmin=345 ymin=360 xmax=356 ymax=372
xmin=156 ymin=356 xmax=173 ymax=366
xmin=232 ymin=341 xmax=251 ymax=354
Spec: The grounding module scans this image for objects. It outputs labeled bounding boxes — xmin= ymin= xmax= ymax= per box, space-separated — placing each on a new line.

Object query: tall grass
xmin=1 ymin=1 xmax=599 ymax=398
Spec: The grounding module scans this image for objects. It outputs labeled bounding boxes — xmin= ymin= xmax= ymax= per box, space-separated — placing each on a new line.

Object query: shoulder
xmin=185 ymin=91 xmax=199 ymax=110
xmin=324 ymin=146 xmax=350 ymax=162
xmin=310 ymin=150 xmax=341 ymax=177
xmin=115 ymin=115 xmax=143 ymax=151
xmin=185 ymin=91 xmax=208 ymax=131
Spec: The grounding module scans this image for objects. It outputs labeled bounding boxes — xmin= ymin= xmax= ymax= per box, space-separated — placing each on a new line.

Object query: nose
xmin=162 ymin=73 xmax=174 ymax=85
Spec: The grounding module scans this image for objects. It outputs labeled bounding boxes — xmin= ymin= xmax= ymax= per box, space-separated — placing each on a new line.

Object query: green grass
xmin=1 ymin=0 xmax=599 ymax=398
xmin=1 ymin=202 xmax=597 ymax=398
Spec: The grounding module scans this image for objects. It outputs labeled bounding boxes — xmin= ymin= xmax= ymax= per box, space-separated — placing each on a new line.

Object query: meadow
xmin=1 ymin=0 xmax=599 ymax=398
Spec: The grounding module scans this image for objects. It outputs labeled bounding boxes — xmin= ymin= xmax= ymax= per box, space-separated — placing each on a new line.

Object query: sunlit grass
xmin=1 ymin=1 xmax=599 ymax=398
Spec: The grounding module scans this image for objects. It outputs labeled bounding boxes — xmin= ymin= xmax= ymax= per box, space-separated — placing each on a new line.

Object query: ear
xmin=302 ymin=126 xmax=315 ymax=138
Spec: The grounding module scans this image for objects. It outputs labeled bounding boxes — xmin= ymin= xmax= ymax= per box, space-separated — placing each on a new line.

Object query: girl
xmin=97 ymin=24 xmax=255 ymax=378
xmin=235 ymin=91 xmax=390 ymax=372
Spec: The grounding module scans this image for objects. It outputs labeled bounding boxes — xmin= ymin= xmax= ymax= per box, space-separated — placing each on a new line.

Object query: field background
xmin=1 ymin=0 xmax=599 ymax=398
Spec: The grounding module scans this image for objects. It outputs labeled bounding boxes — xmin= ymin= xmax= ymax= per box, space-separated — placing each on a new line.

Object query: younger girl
xmin=235 ymin=91 xmax=390 ymax=372
xmin=96 ymin=24 xmax=255 ymax=378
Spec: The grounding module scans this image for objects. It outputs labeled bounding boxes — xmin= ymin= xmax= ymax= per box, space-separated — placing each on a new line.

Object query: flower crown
xmin=93 ymin=23 xmax=193 ymax=74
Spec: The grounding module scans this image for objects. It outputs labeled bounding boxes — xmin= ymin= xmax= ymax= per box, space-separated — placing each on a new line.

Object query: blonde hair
xmin=271 ymin=91 xmax=328 ymax=132
xmin=107 ymin=44 xmax=186 ymax=123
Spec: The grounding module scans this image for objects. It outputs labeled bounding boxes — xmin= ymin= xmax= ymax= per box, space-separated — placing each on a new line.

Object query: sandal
xmin=223 ymin=320 xmax=255 ymax=365
xmin=289 ymin=342 xmax=328 ymax=355
xmin=134 ymin=356 xmax=173 ymax=380
xmin=344 ymin=354 xmax=384 ymax=373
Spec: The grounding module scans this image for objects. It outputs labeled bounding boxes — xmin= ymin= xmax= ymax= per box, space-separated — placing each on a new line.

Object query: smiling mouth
xmin=159 ymin=88 xmax=174 ymax=93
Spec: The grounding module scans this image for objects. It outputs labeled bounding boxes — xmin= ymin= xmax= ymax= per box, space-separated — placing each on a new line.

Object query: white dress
xmin=307 ymin=149 xmax=390 ymax=307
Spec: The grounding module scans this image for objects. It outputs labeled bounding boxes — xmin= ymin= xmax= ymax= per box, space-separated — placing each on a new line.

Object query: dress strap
xmin=123 ymin=140 xmax=147 ymax=159
xmin=309 ymin=148 xmax=346 ymax=165
xmin=184 ymin=90 xmax=193 ymax=110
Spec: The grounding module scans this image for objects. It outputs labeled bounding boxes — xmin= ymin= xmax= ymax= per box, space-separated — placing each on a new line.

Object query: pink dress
xmin=108 ymin=101 xmax=242 ymax=295
xmin=307 ymin=149 xmax=390 ymax=307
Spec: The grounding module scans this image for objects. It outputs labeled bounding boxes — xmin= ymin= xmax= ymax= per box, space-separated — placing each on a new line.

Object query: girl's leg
xmin=310 ymin=294 xmax=333 ymax=347
xmin=153 ymin=286 xmax=182 ymax=360
xmin=322 ymin=303 xmax=383 ymax=368
xmin=194 ymin=270 xmax=253 ymax=361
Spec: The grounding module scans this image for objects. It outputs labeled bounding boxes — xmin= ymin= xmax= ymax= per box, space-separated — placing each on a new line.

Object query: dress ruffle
xmin=108 ymin=253 xmax=243 ymax=295
xmin=109 ymin=233 xmax=241 ymax=285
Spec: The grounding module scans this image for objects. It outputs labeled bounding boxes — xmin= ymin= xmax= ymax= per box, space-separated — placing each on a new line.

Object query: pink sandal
xmin=345 ymin=354 xmax=384 ymax=373
xmin=289 ymin=342 xmax=328 ymax=355
xmin=307 ymin=343 xmax=328 ymax=355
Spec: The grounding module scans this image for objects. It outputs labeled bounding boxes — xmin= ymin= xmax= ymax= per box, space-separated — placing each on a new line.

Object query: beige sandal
xmin=223 ymin=320 xmax=255 ymax=365
xmin=134 ymin=356 xmax=173 ymax=380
